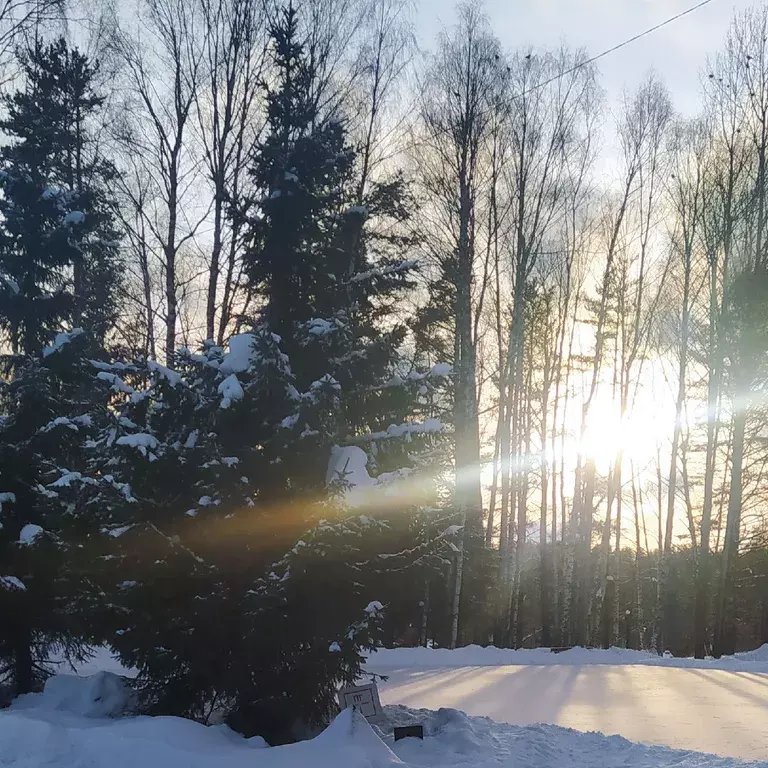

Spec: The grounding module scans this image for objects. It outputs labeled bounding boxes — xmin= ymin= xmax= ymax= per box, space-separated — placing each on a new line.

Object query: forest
xmin=1 ymin=0 xmax=768 ymax=743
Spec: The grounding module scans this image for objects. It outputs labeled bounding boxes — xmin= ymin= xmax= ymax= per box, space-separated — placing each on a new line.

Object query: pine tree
xmin=227 ymin=2 xmax=453 ymax=737
xmin=70 ymin=3 xmax=453 ymax=742
xmin=0 ymin=37 xmax=121 ymax=357
xmin=0 ymin=40 xmax=123 ymax=697
xmin=0 ymin=330 xmax=112 ymax=696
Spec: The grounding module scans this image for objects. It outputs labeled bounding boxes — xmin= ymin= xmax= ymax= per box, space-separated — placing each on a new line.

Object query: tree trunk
xmin=449 ymin=519 xmax=465 ymax=649
xmin=206 ymin=192 xmax=224 ymax=340
xmin=420 ymin=567 xmax=430 ymax=647
xmin=714 ymin=409 xmax=747 ymax=657
xmin=14 ymin=624 xmax=33 ymax=696
xmin=695 ymin=258 xmax=722 ymax=657
xmin=540 ymin=363 xmax=551 ymax=647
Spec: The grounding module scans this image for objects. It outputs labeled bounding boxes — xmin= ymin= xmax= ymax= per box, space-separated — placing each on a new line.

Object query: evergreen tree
xmin=0 ymin=40 xmax=123 ymax=698
xmin=0 ymin=330 xmax=112 ymax=696
xmin=72 ymin=4 xmax=454 ymax=743
xmin=228 ymin=2 xmax=453 ymax=736
xmin=0 ymin=37 xmax=121 ymax=357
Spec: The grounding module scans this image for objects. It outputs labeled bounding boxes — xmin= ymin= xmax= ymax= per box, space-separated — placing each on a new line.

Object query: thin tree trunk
xmin=449 ymin=527 xmax=465 ymax=650
xmin=13 ymin=625 xmax=33 ymax=696
xmin=714 ymin=409 xmax=747 ymax=657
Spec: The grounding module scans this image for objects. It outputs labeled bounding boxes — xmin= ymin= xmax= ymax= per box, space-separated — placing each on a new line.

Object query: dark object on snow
xmin=550 ymin=646 xmax=574 ymax=654
xmin=394 ymin=725 xmax=424 ymax=741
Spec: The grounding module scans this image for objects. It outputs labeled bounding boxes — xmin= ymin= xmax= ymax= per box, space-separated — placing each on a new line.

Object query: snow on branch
xmin=352 ymin=418 xmax=445 ymax=443
xmin=115 ymin=433 xmax=159 ymax=458
xmin=218 ymin=373 xmax=244 ymax=409
xmin=148 ymin=360 xmax=182 ymax=387
xmin=18 ymin=524 xmax=44 ymax=546
xmin=0 ymin=575 xmax=25 ymax=591
xmin=96 ymin=372 xmax=134 ymax=394
xmin=43 ymin=328 xmax=84 ymax=358
xmin=349 ymin=259 xmax=418 ymax=284
xmin=376 ymin=363 xmax=453 ymax=390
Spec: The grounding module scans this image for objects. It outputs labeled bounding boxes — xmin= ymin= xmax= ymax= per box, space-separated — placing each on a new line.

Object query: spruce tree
xmin=71 ymin=5 xmax=452 ymax=742
xmin=0 ymin=37 xmax=121 ymax=357
xmin=228 ymin=2 xmax=453 ymax=737
xmin=0 ymin=331 xmax=112 ymax=696
xmin=0 ymin=39 xmax=122 ymax=697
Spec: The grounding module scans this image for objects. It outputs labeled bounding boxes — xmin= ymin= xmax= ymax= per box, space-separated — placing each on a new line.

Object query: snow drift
xmin=0 ymin=672 xmax=761 ymax=768
xmin=365 ymin=643 xmax=768 ymax=672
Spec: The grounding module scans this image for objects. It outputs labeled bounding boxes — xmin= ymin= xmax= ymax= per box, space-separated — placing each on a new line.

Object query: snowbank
xmin=382 ymin=705 xmax=753 ymax=768
xmin=12 ymin=672 xmax=134 ymax=718
xmin=0 ymin=682 xmax=755 ymax=768
xmin=365 ymin=643 xmax=768 ymax=672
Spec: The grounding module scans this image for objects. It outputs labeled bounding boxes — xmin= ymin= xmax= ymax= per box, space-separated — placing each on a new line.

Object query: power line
xmin=516 ymin=0 xmax=716 ymax=98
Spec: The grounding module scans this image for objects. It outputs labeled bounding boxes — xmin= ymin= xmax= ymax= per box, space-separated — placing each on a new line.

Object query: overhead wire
xmin=514 ymin=0 xmax=716 ymax=99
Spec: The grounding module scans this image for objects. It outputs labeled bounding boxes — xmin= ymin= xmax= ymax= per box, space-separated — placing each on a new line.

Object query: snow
xmin=104 ymin=525 xmax=132 ymax=538
xmin=310 ymin=374 xmax=341 ymax=393
xmin=96 ymin=371 xmax=134 ymax=394
xmin=360 ymin=418 xmax=445 ymax=442
xmin=43 ymin=328 xmax=84 ymax=358
xmin=0 ymin=575 xmax=26 ymax=590
xmin=368 ymin=646 xmax=768 ymax=761
xmin=116 ymin=433 xmax=159 ymax=458
xmin=306 ymin=318 xmax=339 ymax=336
xmin=364 ymin=600 xmax=384 ymax=614
xmin=0 ymin=679 xmax=760 ymax=768
xmin=1 ymin=274 xmax=19 ymax=293
xmin=383 ymin=705 xmax=757 ymax=768
xmin=63 ymin=210 xmax=85 ymax=225
xmin=18 ymin=523 xmax=44 ymax=545
xmin=148 ymin=360 xmax=182 ymax=387
xmin=51 ymin=471 xmax=93 ymax=487
xmin=218 ymin=373 xmax=244 ymax=408
xmin=12 ymin=672 xmax=133 ymax=718
xmin=41 ymin=416 xmax=78 ymax=432
xmin=351 ymin=259 xmax=418 ymax=283
xmin=364 ymin=643 xmax=768 ymax=671
xmin=0 ymin=491 xmax=16 ymax=506
xmin=327 ymin=445 xmax=374 ymax=487
xmin=220 ymin=334 xmax=255 ymax=374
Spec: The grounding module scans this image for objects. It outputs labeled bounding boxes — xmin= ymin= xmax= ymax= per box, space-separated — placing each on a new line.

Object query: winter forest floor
xmin=366 ymin=646 xmax=768 ymax=761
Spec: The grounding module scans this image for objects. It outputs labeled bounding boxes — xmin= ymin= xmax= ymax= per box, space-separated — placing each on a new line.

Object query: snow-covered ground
xmin=366 ymin=646 xmax=768 ymax=761
xmin=6 ymin=645 xmax=768 ymax=766
xmin=1 ymin=674 xmax=762 ymax=768
xmin=366 ymin=643 xmax=768 ymax=671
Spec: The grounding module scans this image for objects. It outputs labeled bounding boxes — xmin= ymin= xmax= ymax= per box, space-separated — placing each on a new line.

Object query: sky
xmin=415 ymin=0 xmax=756 ymax=118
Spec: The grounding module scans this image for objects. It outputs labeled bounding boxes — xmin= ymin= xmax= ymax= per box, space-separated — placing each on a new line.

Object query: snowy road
xmin=376 ymin=665 xmax=768 ymax=761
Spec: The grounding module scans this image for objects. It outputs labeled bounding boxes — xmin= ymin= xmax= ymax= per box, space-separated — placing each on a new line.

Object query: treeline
xmin=420 ymin=3 xmax=768 ymax=659
xmin=1 ymin=0 xmax=768 ymax=742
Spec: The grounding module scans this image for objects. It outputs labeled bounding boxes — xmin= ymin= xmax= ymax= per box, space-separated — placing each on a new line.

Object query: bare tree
xmin=417 ymin=1 xmax=502 ymax=648
xmin=496 ymin=47 xmax=598 ymax=647
xmin=114 ymin=0 xmax=207 ymax=361
xmin=694 ymin=35 xmax=751 ymax=656
xmin=349 ymin=0 xmax=414 ymax=202
xmin=659 ymin=117 xmax=707 ymax=651
xmin=196 ymin=0 xmax=265 ymax=342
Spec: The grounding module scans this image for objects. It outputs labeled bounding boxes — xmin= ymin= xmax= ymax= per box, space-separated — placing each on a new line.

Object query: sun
xmin=577 ymin=369 xmax=677 ymax=474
